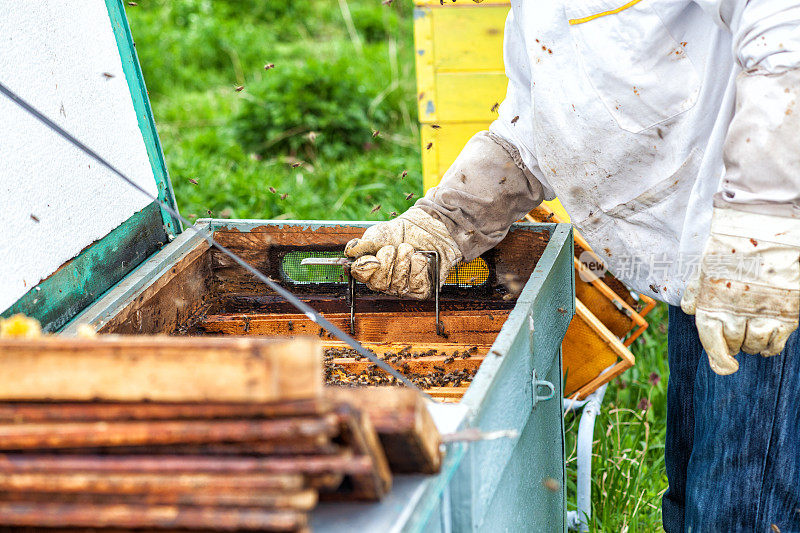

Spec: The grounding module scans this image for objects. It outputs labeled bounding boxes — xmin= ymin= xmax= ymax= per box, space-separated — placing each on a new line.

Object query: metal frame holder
xmin=300 ymin=250 xmax=443 ymax=336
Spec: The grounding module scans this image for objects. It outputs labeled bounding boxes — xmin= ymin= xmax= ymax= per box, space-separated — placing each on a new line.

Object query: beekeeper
xmin=345 ymin=0 xmax=800 ymax=530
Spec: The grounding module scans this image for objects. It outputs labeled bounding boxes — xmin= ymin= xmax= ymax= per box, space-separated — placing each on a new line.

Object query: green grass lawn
xmin=126 ymin=1 xmax=669 ymax=530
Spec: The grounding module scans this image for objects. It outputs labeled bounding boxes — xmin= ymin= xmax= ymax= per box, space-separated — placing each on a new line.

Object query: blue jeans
xmin=663 ymin=305 xmax=800 ymax=532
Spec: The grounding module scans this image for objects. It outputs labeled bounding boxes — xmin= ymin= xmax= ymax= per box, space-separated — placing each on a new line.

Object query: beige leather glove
xmin=681 ymin=207 xmax=800 ymax=375
xmin=346 ymin=130 xmax=544 ymax=299
xmin=344 ymin=208 xmax=461 ymax=299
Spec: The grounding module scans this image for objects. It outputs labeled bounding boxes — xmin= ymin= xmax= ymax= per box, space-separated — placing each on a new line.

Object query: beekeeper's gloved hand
xmin=681 ymin=208 xmax=800 ymax=374
xmin=344 ymin=208 xmax=461 ymax=299
xmin=681 ymin=70 xmax=800 ymax=375
xmin=345 ymin=130 xmax=545 ymax=299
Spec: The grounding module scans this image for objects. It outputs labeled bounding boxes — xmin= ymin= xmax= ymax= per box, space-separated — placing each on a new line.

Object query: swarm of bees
xmin=323 ymin=346 xmax=479 ymax=389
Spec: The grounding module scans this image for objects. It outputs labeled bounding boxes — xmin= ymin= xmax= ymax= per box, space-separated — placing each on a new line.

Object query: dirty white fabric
xmin=416 ymin=131 xmax=544 ymax=261
xmin=344 ymin=208 xmax=462 ymax=299
xmin=472 ymin=0 xmax=800 ymax=305
xmin=681 ymin=207 xmax=800 ymax=374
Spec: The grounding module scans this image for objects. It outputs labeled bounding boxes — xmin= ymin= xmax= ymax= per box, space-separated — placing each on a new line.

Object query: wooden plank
xmin=0 ymin=336 xmax=322 ymax=402
xmin=1 ymin=203 xmax=167 ymax=333
xmin=0 ymin=501 xmax=306 ymax=531
xmin=0 ymin=453 xmax=370 ymax=478
xmin=43 ymin=438 xmax=339 ymax=457
xmin=0 ymin=399 xmax=329 ymax=423
xmin=0 ymin=489 xmax=318 ymax=510
xmin=196 ymin=311 xmax=508 ymax=345
xmin=0 ymin=471 xmax=305 ymax=495
xmin=0 ymin=415 xmax=338 ymax=450
xmin=327 ymin=388 xmax=442 ymax=474
xmin=324 ymin=403 xmax=392 ymax=501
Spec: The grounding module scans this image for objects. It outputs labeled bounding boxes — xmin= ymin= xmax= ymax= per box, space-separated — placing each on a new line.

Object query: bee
xmin=30 ymin=214 xmax=40 ymax=223
xmin=264 ymin=63 xmax=275 ymax=70
xmin=280 ymin=193 xmax=288 ymax=200
xmin=444 ymin=356 xmax=455 ymax=364
xmin=372 ymin=130 xmax=380 ymax=138
xmin=465 ymin=229 xmax=475 ymax=236
xmin=189 ymin=178 xmax=198 ymax=185
xmin=542 ymin=477 xmax=561 ymax=492
xmin=491 ymin=102 xmax=500 ymax=113
xmin=405 ymin=193 xmax=414 ymax=200
xmin=102 ymin=72 xmax=114 ymax=79
xmin=207 ymin=209 xmax=213 ymax=215
xmin=431 ymin=124 xmax=441 ymax=129
xmin=545 ymin=212 xmax=555 ymax=221
xmin=235 ymin=85 xmax=244 ymax=92
xmin=401 ymin=170 xmax=408 ymax=178
xmin=426 ymin=142 xmax=433 ymax=150
xmin=499 ymin=176 xmax=506 ymax=184
xmin=291 ymin=162 xmax=302 ymax=168
xmin=287 ymin=320 xmax=294 ymax=332
xmin=371 ymin=204 xmax=382 ymax=213
xmin=269 ymin=186 xmax=276 ymax=194
xmin=511 ymin=115 xmax=519 ymax=124
xmin=557 ymin=307 xmax=568 ymax=314
xmin=390 ymin=211 xmax=398 ymax=217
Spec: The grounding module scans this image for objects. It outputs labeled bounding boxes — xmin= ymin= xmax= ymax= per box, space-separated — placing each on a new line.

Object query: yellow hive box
xmin=413 ymin=0 xmax=655 ymax=398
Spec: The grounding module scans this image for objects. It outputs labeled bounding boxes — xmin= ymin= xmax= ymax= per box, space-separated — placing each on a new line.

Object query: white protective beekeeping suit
xmin=346 ymin=0 xmax=800 ymax=374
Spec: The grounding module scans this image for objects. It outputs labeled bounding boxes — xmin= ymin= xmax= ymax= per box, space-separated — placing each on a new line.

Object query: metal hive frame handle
xmin=300 ymin=250 xmax=444 ymax=336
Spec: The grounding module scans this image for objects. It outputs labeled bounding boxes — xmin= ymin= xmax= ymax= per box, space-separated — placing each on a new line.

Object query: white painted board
xmin=0 ymin=0 xmax=159 ymax=312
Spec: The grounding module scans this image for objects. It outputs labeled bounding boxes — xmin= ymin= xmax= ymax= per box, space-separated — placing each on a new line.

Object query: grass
xmin=126 ymin=1 xmax=670 ymax=530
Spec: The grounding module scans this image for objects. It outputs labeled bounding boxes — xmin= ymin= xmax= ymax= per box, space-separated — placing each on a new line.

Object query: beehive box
xmin=61 ymin=219 xmax=574 ymax=531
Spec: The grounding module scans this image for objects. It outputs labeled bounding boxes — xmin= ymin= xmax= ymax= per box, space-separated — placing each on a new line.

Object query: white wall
xmin=0 ymin=0 xmax=159 ymax=312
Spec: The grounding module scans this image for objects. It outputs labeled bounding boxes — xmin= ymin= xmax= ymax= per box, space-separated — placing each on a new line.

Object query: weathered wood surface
xmin=98 ymin=238 xmax=211 ymax=335
xmin=0 ymin=415 xmax=338 ymax=450
xmin=0 ymin=501 xmax=307 ymax=531
xmin=0 ymin=488 xmax=318 ymax=510
xmin=0 ymin=471 xmax=305 ymax=495
xmin=0 ymin=336 xmax=322 ymax=402
xmin=0 ymin=399 xmax=328 ymax=423
xmin=324 ymin=404 xmax=392 ymax=501
xmin=0 ymin=452 xmax=370 ymax=478
xmin=196 ymin=311 xmax=508 ymax=345
xmin=327 ymin=388 xmax=441 ymax=474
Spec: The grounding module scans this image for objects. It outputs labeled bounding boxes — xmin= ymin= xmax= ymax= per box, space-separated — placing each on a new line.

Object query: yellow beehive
xmin=413 ymin=0 xmax=655 ymax=398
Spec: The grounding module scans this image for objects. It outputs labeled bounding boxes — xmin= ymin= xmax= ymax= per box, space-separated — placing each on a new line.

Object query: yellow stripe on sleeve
xmin=568 ymin=0 xmax=643 ymax=25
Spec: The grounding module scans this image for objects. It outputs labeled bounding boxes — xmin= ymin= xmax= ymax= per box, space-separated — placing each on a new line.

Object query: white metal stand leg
xmin=565 ymin=384 xmax=608 ymax=532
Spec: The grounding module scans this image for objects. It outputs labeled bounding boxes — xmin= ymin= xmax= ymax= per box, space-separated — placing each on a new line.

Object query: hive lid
xmin=0 ymin=0 xmax=181 ymax=331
